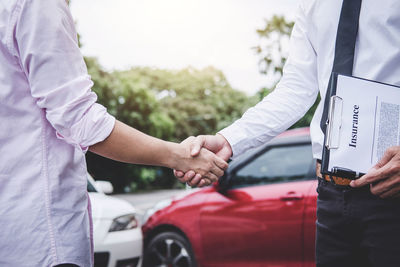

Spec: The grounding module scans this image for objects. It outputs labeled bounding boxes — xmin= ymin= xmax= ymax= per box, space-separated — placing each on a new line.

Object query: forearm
xmin=89 ymin=120 xmax=181 ymax=169
xmin=220 ymin=84 xmax=318 ymax=158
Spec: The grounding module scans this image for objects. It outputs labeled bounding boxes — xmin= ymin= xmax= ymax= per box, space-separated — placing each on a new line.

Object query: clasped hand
xmin=175 ymin=134 xmax=232 ymax=187
xmin=351 ymin=146 xmax=400 ymax=198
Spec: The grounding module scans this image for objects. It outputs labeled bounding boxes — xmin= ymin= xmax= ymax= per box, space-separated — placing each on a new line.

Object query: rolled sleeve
xmin=219 ymin=1 xmax=319 ymax=159
xmin=14 ymin=0 xmax=115 ymax=150
xmin=55 ymin=103 xmax=115 ymax=152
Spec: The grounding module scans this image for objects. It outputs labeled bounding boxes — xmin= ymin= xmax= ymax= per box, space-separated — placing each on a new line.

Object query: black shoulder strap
xmin=320 ymin=0 xmax=362 ymax=133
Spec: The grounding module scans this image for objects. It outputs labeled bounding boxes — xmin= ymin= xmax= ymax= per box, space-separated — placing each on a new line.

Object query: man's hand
xmin=174 ymin=134 xmax=232 ymax=187
xmin=350 ymin=146 xmax=400 ymax=198
xmin=190 ymin=134 xmax=233 ymax=161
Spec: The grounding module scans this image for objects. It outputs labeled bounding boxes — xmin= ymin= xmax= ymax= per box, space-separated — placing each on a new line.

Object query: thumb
xmin=191 ymin=136 xmax=206 ymax=157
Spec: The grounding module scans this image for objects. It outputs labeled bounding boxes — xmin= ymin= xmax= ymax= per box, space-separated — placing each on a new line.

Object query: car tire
xmin=143 ymin=231 xmax=197 ymax=267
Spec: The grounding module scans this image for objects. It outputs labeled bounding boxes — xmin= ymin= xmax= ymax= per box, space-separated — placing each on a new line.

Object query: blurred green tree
xmin=254 ymin=15 xmax=319 ymax=128
xmin=115 ymin=66 xmax=256 ymax=141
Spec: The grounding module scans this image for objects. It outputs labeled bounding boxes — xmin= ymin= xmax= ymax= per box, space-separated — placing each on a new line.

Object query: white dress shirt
xmin=0 ymin=0 xmax=115 ymax=266
xmin=220 ymin=0 xmax=400 ymax=160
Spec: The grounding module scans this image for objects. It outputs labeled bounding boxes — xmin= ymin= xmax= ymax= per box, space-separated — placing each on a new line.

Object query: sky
xmin=70 ymin=0 xmax=298 ymax=95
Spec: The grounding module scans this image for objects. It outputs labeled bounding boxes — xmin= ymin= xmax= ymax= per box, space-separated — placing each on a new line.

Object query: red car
xmin=142 ymin=127 xmax=318 ymax=267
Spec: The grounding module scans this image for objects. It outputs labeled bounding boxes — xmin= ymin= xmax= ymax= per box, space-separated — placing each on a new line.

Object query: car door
xmin=199 ymin=142 xmax=316 ymax=267
xmin=303 ymin=175 xmax=318 ymax=267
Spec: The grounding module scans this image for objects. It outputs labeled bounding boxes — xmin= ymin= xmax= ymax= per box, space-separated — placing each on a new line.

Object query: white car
xmin=88 ymin=175 xmax=142 ymax=267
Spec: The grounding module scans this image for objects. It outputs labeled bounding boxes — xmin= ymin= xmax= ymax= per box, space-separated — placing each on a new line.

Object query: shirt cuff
xmin=218 ymin=123 xmax=251 ymax=160
xmin=56 ymin=103 xmax=116 ymax=152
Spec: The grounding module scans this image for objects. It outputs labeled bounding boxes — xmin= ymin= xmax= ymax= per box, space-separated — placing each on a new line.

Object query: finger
xmin=191 ymin=136 xmax=206 ymax=157
xmin=174 ymin=170 xmax=184 ymax=178
xmin=375 ymin=147 xmax=397 ymax=168
xmin=198 ymin=179 xmax=206 ymax=187
xmin=369 ymin=177 xmax=396 ymax=196
xmin=177 ymin=171 xmax=195 ymax=183
xmin=211 ymin=164 xmax=224 ymax=178
xmin=181 ymin=170 xmax=196 ymax=183
xmin=187 ymin=174 xmax=202 ymax=187
xmin=350 ymin=164 xmax=394 ymax=188
xmin=198 ymin=178 xmax=212 ymax=187
xmin=214 ymin=156 xmax=229 ymax=171
xmin=350 ymin=171 xmax=377 ymax=188
xmin=204 ymin=172 xmax=219 ymax=183
xmin=379 ymin=185 xmax=400 ymax=199
xmin=353 ymin=148 xmax=400 ymax=188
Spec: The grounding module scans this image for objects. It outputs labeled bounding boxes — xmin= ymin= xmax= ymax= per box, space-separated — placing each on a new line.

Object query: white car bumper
xmin=94 ymin=219 xmax=143 ymax=267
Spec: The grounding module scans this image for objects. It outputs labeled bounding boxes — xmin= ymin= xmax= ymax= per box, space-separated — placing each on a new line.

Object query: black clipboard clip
xmin=331 ymin=167 xmax=364 ymax=180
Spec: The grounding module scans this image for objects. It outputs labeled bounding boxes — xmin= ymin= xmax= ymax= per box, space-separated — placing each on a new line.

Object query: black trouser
xmin=316 ymin=178 xmax=400 ymax=267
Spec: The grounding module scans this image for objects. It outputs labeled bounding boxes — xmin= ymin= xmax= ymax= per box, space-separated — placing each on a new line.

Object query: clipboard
xmin=321 ymin=73 xmax=400 ymax=179
xmin=321 ymin=73 xmax=359 ymax=179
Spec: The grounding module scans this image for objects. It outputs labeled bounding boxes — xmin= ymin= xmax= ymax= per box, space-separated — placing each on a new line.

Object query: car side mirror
xmin=96 ymin=180 xmax=114 ymax=194
xmin=216 ymin=172 xmax=233 ymax=194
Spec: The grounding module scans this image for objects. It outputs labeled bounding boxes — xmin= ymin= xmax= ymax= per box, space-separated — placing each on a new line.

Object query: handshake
xmin=173 ymin=134 xmax=233 ymax=187
xmin=90 ymin=121 xmax=232 ymax=188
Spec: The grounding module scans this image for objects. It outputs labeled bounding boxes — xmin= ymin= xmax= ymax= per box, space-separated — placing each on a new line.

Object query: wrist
xmin=164 ymin=142 xmax=185 ymax=169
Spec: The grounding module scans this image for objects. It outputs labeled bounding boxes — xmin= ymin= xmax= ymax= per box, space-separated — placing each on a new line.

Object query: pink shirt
xmin=0 ymin=0 xmax=115 ymax=266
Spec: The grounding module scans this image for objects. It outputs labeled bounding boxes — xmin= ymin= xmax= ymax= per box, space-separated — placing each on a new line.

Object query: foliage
xmin=254 ymin=16 xmax=294 ymax=80
xmin=116 ymin=66 xmax=255 ymax=141
xmin=254 ymin=15 xmax=320 ymax=127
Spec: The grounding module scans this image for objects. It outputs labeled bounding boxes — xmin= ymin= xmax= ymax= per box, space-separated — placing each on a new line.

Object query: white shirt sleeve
xmin=14 ymin=0 xmax=115 ymax=151
xmin=219 ymin=2 xmax=319 ymax=159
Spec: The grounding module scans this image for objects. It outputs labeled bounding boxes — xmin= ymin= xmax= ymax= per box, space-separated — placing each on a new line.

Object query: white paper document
xmin=326 ymin=75 xmax=400 ymax=174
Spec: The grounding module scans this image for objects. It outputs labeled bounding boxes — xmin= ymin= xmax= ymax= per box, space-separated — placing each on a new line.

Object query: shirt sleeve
xmin=219 ymin=1 xmax=319 ymax=159
xmin=13 ymin=0 xmax=115 ymax=151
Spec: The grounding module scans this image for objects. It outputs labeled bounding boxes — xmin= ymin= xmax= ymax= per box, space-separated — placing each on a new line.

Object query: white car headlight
xmin=109 ymin=214 xmax=138 ymax=232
